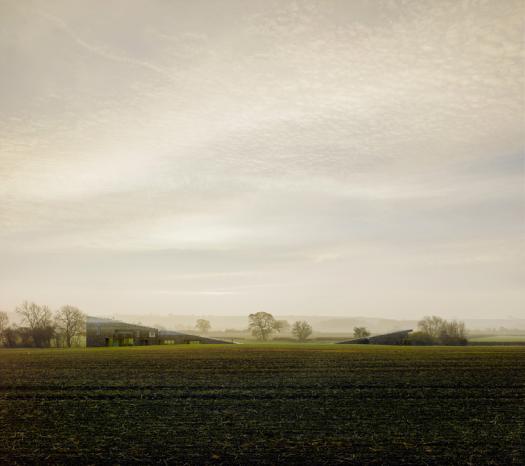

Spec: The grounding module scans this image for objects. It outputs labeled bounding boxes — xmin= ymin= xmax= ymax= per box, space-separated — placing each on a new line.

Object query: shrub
xmin=405 ymin=331 xmax=436 ymax=346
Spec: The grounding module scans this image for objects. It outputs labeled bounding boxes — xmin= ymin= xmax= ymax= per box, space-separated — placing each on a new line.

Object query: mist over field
xmin=89 ymin=314 xmax=525 ymax=334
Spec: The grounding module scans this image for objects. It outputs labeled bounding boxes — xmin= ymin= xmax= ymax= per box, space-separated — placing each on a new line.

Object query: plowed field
xmin=0 ymin=345 xmax=523 ymax=464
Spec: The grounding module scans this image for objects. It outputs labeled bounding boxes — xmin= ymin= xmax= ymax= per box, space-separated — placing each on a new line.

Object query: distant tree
xmin=16 ymin=301 xmax=55 ymax=347
xmin=275 ymin=320 xmax=290 ymax=333
xmin=3 ymin=327 xmax=19 ymax=348
xmin=248 ymin=312 xmax=278 ymax=341
xmin=292 ymin=321 xmax=312 ymax=341
xmin=405 ymin=331 xmax=435 ymax=346
xmin=418 ymin=316 xmax=445 ymax=339
xmin=55 ymin=306 xmax=86 ymax=348
xmin=19 ymin=327 xmax=34 ymax=347
xmin=0 ymin=311 xmax=8 ymax=346
xmin=353 ymin=326 xmax=371 ymax=338
xmin=416 ymin=316 xmax=467 ymax=345
xmin=196 ymin=319 xmax=211 ymax=334
xmin=439 ymin=319 xmax=467 ymax=345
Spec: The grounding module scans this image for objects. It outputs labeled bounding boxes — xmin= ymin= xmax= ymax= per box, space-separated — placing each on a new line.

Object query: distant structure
xmin=158 ymin=330 xmax=233 ymax=345
xmin=337 ymin=329 xmax=412 ymax=345
xmin=86 ymin=316 xmax=232 ymax=347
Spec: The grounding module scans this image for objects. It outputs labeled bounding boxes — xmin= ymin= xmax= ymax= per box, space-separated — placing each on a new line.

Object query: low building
xmin=337 ymin=329 xmax=412 ymax=345
xmin=86 ymin=316 xmax=232 ymax=347
xmin=86 ymin=317 xmax=160 ymax=347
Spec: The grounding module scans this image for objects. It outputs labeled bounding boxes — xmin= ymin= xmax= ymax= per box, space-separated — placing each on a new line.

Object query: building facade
xmin=86 ymin=317 xmax=160 ymax=347
xmin=86 ymin=316 xmax=232 ymax=347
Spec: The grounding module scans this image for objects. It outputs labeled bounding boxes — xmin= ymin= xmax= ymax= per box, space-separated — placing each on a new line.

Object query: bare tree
xmin=195 ymin=319 xmax=211 ymax=334
xmin=275 ymin=320 xmax=290 ymax=333
xmin=417 ymin=316 xmax=467 ymax=345
xmin=353 ymin=326 xmax=371 ymax=338
xmin=418 ymin=316 xmax=446 ymax=339
xmin=0 ymin=311 xmax=8 ymax=346
xmin=440 ymin=319 xmax=466 ymax=344
xmin=248 ymin=312 xmax=278 ymax=341
xmin=55 ymin=306 xmax=86 ymax=348
xmin=292 ymin=321 xmax=312 ymax=341
xmin=16 ymin=301 xmax=55 ymax=347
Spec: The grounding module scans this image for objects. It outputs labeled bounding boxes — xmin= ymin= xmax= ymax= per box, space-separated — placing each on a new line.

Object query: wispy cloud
xmin=31 ymin=7 xmax=175 ymax=81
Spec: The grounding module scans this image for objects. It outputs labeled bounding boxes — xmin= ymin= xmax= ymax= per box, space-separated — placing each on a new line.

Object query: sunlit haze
xmin=1 ymin=0 xmax=524 ymax=319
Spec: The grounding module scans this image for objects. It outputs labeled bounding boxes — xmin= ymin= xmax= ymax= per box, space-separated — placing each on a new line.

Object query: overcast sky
xmin=0 ymin=0 xmax=524 ymax=319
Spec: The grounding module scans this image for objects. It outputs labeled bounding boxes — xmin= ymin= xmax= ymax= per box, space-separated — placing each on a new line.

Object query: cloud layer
xmin=0 ymin=0 xmax=523 ymax=318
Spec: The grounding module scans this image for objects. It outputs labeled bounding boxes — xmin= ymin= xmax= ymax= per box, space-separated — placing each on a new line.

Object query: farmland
xmin=0 ymin=345 xmax=524 ymax=464
xmin=469 ymin=335 xmax=525 ymax=343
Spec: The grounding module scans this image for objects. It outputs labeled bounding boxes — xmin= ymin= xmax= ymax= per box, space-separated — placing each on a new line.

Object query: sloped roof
xmin=337 ymin=329 xmax=412 ymax=344
xmin=87 ymin=316 xmax=232 ymax=343
xmin=159 ymin=329 xmax=233 ymax=344
xmin=87 ymin=316 xmax=156 ymax=331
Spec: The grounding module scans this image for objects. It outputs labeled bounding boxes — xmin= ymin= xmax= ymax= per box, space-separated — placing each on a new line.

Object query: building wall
xmin=86 ymin=317 xmax=232 ymax=346
xmin=86 ymin=319 xmax=159 ymax=347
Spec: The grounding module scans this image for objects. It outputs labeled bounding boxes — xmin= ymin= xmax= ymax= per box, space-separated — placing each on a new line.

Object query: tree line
xmin=408 ymin=316 xmax=467 ymax=345
xmin=246 ymin=312 xmax=313 ymax=341
xmin=245 ymin=312 xmax=467 ymax=344
xmin=0 ymin=302 xmax=86 ymax=348
xmin=194 ymin=313 xmax=315 ymax=341
xmin=0 ymin=306 xmax=468 ymax=347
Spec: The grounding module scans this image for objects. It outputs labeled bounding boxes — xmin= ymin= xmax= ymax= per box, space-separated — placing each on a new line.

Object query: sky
xmin=0 ymin=0 xmax=524 ymax=319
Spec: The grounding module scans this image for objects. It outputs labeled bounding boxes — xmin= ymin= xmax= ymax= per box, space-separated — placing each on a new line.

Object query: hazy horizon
xmin=1 ymin=0 xmax=524 ymax=320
